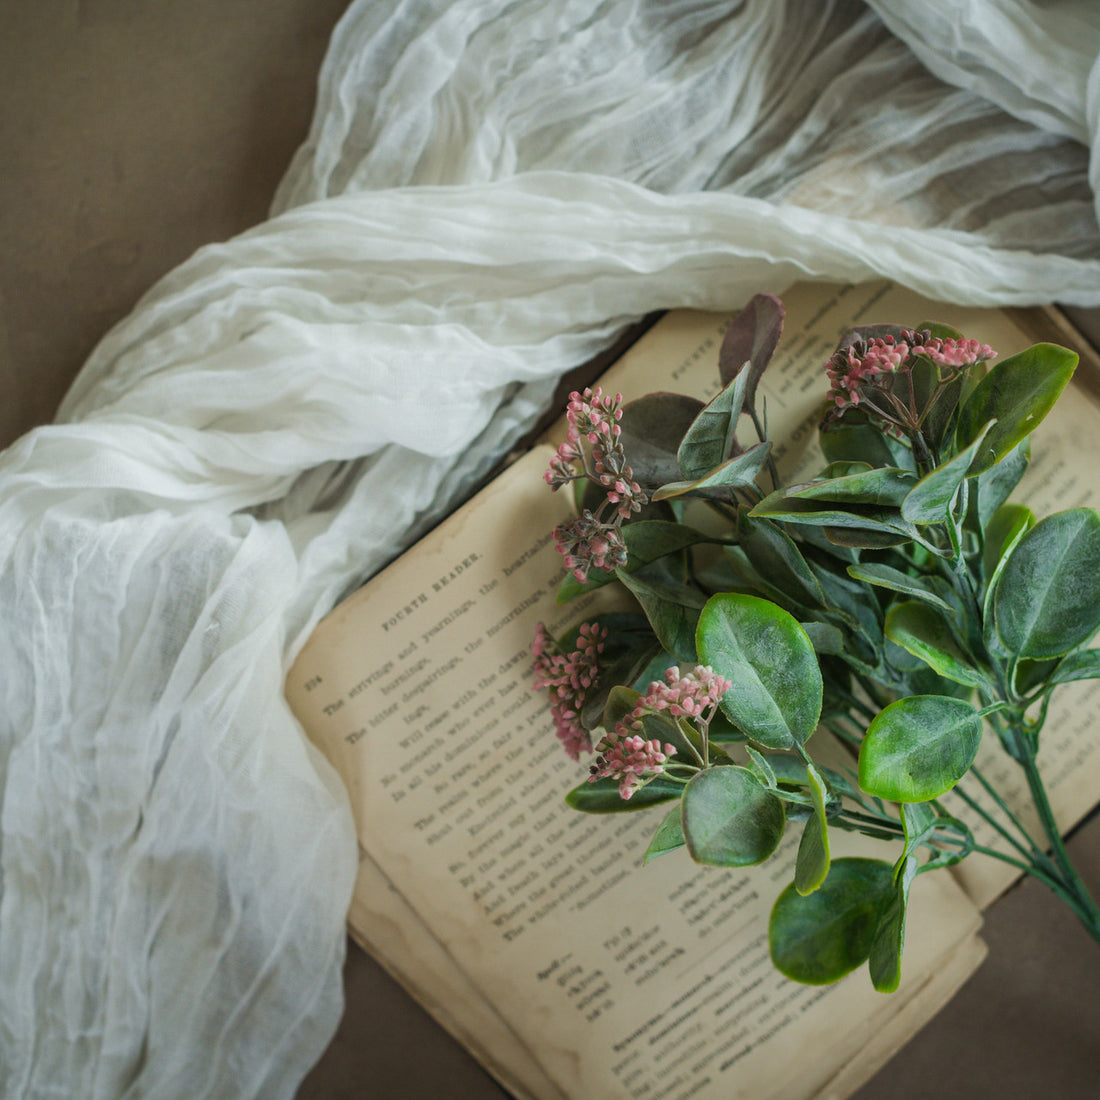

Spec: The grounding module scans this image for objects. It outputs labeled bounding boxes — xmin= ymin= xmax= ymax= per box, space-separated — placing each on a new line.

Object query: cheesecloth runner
xmin=4 ymin=1 xmax=1100 ymax=1095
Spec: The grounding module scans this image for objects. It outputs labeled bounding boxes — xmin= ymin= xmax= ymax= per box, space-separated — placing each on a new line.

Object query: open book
xmin=286 ymin=283 xmax=1100 ymax=1100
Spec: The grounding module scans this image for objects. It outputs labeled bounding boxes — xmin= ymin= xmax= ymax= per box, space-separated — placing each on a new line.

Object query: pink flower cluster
xmin=918 ymin=337 xmax=997 ymax=370
xmin=545 ymin=387 xmax=648 ymax=584
xmin=642 ymin=664 xmax=732 ymax=719
xmin=590 ymin=665 xmax=731 ymax=800
xmin=531 ymin=621 xmax=607 ymax=760
xmin=826 ymin=330 xmax=997 ymax=413
xmin=826 ymin=336 xmax=910 ymax=410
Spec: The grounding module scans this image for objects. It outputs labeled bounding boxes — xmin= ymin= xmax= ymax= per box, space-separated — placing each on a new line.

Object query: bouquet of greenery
xmin=531 ymin=294 xmax=1100 ymax=992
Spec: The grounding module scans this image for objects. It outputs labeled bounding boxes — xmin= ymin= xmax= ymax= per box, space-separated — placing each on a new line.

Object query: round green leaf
xmin=769 ymin=858 xmax=895 ymax=985
xmin=681 ymin=766 xmax=785 ymax=867
xmin=956 ymin=342 xmax=1078 ymax=475
xmin=696 ymin=593 xmax=823 ymax=750
xmin=994 ymin=508 xmax=1100 ymax=659
xmin=858 ymin=695 xmax=982 ymax=803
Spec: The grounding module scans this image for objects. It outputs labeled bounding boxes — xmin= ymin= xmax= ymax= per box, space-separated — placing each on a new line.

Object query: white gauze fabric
xmin=3 ymin=1 xmax=1100 ymax=1096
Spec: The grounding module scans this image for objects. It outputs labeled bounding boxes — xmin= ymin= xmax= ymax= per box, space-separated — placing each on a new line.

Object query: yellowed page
xmin=287 ymin=283 xmax=1096 ymax=1097
xmin=347 ymin=849 xmax=566 ymax=1100
xmin=287 ymin=444 xmax=981 ymax=1100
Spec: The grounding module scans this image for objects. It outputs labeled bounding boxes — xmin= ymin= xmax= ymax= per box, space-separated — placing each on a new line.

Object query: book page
xmin=347 ymin=849 xmax=566 ymax=1100
xmin=288 ymin=446 xmax=982 ymax=1100
xmin=287 ymin=283 xmax=1096 ymax=1096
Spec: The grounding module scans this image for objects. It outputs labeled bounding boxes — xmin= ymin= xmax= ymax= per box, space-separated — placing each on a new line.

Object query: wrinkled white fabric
xmin=4 ymin=1 xmax=1100 ymax=1096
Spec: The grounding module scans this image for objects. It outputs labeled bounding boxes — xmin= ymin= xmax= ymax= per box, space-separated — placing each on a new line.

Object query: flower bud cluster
xmin=553 ymin=511 xmax=628 ymax=582
xmin=916 ymin=336 xmax=997 ymax=370
xmin=825 ymin=336 xmax=910 ymax=411
xmin=531 ymin=621 xmax=607 ymax=760
xmin=589 ymin=665 xmax=731 ymax=800
xmin=544 ymin=387 xmax=648 ymax=584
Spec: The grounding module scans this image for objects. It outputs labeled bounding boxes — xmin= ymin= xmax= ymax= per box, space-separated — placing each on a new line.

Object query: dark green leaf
xmin=643 ymin=806 xmax=686 ymax=864
xmin=619 ymin=393 xmax=705 ymax=488
xmin=868 ymin=853 xmax=918 ymax=993
xmin=652 ymin=442 xmax=771 ymax=502
xmin=995 ymin=508 xmax=1100 ymax=659
xmin=859 ymin=695 xmax=982 ymax=802
xmin=696 ymin=594 xmax=823 ymax=750
xmin=901 ymin=421 xmax=996 ymax=524
xmin=885 ymin=601 xmax=989 ymax=688
xmin=557 ymin=521 xmax=711 ymax=603
xmin=616 ymin=566 xmax=707 ymax=663
xmin=1045 ymin=649 xmax=1100 ymax=690
xmin=971 ymin=439 xmax=1029 ymax=533
xmin=956 ymin=343 xmax=1078 ymax=475
xmin=846 ymin=562 xmax=955 ymax=614
xmin=794 ymin=762 xmax=831 ymax=895
xmin=738 ymin=512 xmax=826 ymax=610
xmin=819 ymin=418 xmax=903 ymax=470
xmin=677 ymin=370 xmax=750 ymax=480
xmin=823 ymin=526 xmax=912 ymax=550
xmin=785 ymin=467 xmax=918 ymax=507
xmin=800 ymin=621 xmax=847 ymax=656
xmin=565 ymin=773 xmax=683 ymax=813
xmin=769 ymin=858 xmax=896 ymax=985
xmin=752 ymin=493 xmax=919 ymax=541
xmin=681 ymin=766 xmax=785 ymax=867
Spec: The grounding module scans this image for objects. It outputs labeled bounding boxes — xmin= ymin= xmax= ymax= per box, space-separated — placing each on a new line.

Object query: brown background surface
xmin=2 ymin=4 xmax=1098 ymax=1097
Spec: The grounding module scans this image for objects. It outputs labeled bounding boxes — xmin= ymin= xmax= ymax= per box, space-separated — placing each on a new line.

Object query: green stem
xmin=1014 ymin=734 xmax=1100 ymax=942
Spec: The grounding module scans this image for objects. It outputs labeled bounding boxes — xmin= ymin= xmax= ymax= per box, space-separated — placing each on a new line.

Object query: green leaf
xmin=868 ymin=853 xmax=918 ymax=993
xmin=696 ymin=594 xmax=823 ymax=750
xmin=565 ymin=773 xmax=683 ymax=813
xmin=846 ymin=562 xmax=955 ymax=615
xmin=677 ymin=370 xmax=750 ymax=480
xmin=956 ymin=342 xmax=1078 ymax=475
xmin=995 ymin=508 xmax=1100 ymax=659
xmin=794 ymin=762 xmax=831 ymax=895
xmin=557 ymin=521 xmax=711 ymax=603
xmin=800 ymin=621 xmax=847 ymax=656
xmin=885 ymin=601 xmax=989 ymax=688
xmin=971 ymin=439 xmax=1029 ymax=532
xmin=1044 ymin=649 xmax=1100 ymax=690
xmin=785 ymin=467 xmax=918 ymax=507
xmin=744 ymin=745 xmax=777 ymax=787
xmin=859 ymin=695 xmax=982 ymax=802
xmin=617 ymin=566 xmax=708 ymax=663
xmin=916 ymin=320 xmax=966 ymax=342
xmin=643 ymin=806 xmax=686 ymax=864
xmin=652 ymin=442 xmax=771 ymax=502
xmin=981 ymin=502 xmax=1035 ymax=584
xmin=901 ymin=420 xmax=996 ymax=524
xmin=719 ymin=293 xmax=785 ymax=403
xmin=619 ymin=393 xmax=706 ymax=487
xmin=752 ymin=493 xmax=919 ymax=542
xmin=820 ymin=419 xmax=903 ymax=471
xmin=769 ymin=858 xmax=895 ymax=985
xmin=738 ymin=512 xmax=826 ymax=610
xmin=681 ymin=766 xmax=785 ymax=867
